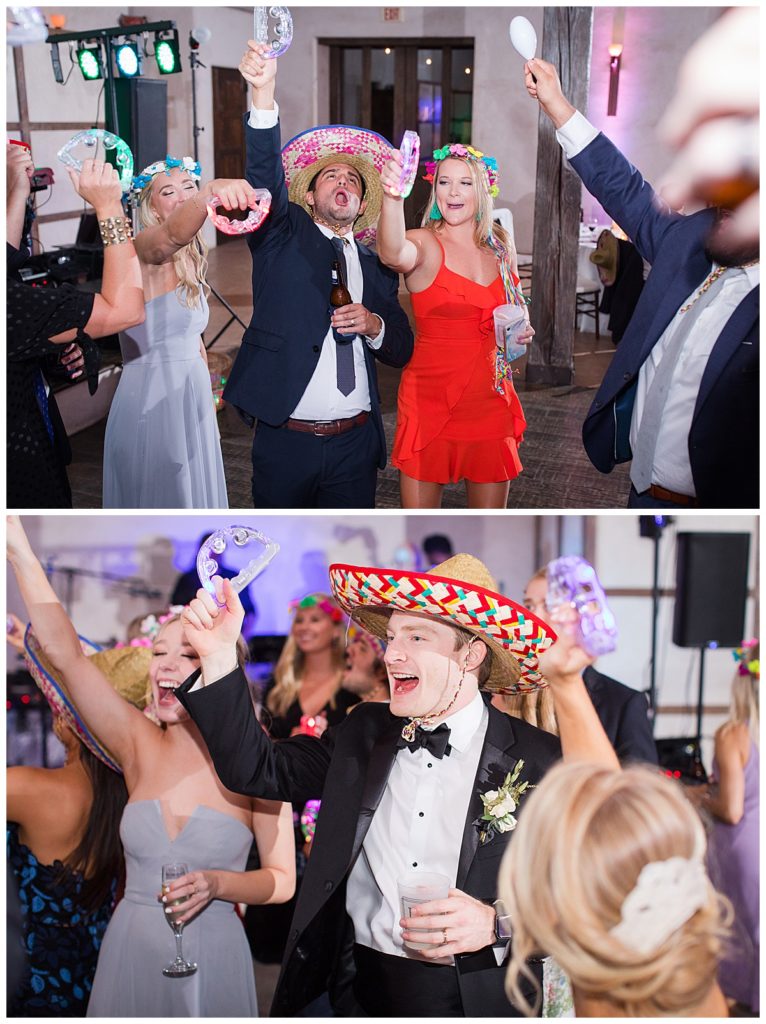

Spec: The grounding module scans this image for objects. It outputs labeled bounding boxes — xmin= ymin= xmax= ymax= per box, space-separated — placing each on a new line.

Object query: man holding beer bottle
xmin=224 ymin=40 xmax=413 ymax=509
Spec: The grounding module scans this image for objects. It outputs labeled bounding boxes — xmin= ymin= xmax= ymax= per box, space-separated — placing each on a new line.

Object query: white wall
xmin=13 ymin=6 xmax=723 ymax=252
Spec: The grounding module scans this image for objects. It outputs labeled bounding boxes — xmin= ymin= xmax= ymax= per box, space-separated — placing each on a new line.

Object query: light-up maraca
xmin=206 ymin=188 xmax=272 ymax=236
xmin=254 ymin=6 xmax=293 ymax=58
xmin=509 ymin=16 xmax=538 ymax=82
xmin=57 ymin=129 xmax=134 ymax=193
xmin=196 ymin=526 xmax=280 ymax=603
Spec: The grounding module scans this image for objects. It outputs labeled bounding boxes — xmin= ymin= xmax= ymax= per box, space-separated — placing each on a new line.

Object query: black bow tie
xmin=396 ymin=723 xmax=452 ymax=759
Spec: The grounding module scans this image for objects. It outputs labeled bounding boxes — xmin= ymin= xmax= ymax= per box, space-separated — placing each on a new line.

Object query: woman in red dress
xmin=378 ymin=143 xmax=532 ymax=508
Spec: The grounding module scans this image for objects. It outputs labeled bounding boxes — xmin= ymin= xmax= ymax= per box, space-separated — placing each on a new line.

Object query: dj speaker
xmin=655 ymin=736 xmax=708 ymax=785
xmin=672 ymin=532 xmax=750 ymax=648
xmin=108 ymin=79 xmax=168 ymax=174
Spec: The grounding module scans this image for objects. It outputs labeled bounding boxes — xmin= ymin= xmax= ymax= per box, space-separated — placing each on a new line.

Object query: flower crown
xmin=733 ymin=638 xmax=759 ymax=679
xmin=131 ymin=155 xmax=202 ymax=193
xmin=289 ymin=594 xmax=344 ymax=624
xmin=423 ymin=144 xmax=500 ymax=198
xmin=114 ymin=606 xmax=185 ymax=649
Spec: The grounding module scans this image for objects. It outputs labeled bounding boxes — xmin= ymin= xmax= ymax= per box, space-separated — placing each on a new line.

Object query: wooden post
xmin=525 ymin=7 xmax=593 ymax=386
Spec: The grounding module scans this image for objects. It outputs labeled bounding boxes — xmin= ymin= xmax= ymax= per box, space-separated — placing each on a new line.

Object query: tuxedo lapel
xmin=349 ymin=716 xmax=401 ymax=865
xmin=456 ymin=706 xmax=519 ymax=889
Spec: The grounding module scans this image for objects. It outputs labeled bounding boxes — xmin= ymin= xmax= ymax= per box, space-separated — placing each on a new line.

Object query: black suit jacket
xmin=178 ymin=670 xmax=560 ymax=1017
xmin=222 ymin=118 xmax=414 ymax=469
xmin=572 ymin=134 xmax=759 ymax=508
xmin=583 ymin=666 xmax=656 ymax=765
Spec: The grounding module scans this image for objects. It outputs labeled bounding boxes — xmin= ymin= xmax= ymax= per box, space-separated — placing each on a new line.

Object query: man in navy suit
xmin=224 ymin=42 xmax=413 ymax=509
xmin=525 ymin=59 xmax=759 ymax=509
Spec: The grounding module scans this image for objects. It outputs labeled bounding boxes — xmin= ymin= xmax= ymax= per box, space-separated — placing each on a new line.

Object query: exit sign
xmin=383 ymin=7 xmax=402 ymax=22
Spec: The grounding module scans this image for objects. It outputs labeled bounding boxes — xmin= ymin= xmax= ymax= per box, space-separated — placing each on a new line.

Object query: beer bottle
xmin=330 ymin=260 xmax=353 ymax=341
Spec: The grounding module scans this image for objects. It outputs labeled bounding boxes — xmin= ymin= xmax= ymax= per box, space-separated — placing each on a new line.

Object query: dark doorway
xmin=212 ymin=67 xmax=248 ymax=245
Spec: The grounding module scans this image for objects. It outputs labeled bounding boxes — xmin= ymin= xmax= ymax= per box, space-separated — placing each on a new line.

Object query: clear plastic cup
xmin=397 ymin=870 xmax=450 ymax=950
xmin=493 ymin=303 xmax=529 ymax=361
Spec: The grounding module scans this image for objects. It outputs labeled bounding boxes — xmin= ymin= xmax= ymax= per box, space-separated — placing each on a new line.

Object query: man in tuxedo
xmin=525 ymin=59 xmax=759 ymax=509
xmin=523 ymin=569 xmax=657 ymax=764
xmin=223 ymin=41 xmax=413 ymax=508
xmin=341 ymin=629 xmax=389 ymax=704
xmin=177 ymin=554 xmax=617 ymax=1016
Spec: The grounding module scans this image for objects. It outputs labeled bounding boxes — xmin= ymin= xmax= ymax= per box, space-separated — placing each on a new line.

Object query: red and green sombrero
xmin=329 ymin=554 xmax=556 ymax=695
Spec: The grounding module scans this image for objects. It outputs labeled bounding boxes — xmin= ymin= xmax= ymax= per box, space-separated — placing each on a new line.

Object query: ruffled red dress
xmin=392 ymin=250 xmax=527 ymax=484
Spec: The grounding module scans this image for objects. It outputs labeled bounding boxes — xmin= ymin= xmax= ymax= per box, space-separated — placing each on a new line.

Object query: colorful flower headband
xmin=289 ymin=594 xmax=344 ymax=624
xmin=733 ymin=638 xmax=759 ymax=679
xmin=423 ymin=144 xmax=500 ymax=198
xmin=131 ymin=155 xmax=202 ymax=193
xmin=114 ymin=606 xmax=185 ymax=649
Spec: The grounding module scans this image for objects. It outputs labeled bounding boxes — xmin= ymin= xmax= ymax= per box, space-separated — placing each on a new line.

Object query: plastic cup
xmin=397 ymin=870 xmax=450 ymax=950
xmin=493 ymin=303 xmax=529 ymax=361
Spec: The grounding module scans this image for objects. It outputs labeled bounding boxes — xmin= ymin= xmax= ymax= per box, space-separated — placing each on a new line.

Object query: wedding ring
xmin=441 ymin=928 xmax=448 ymax=945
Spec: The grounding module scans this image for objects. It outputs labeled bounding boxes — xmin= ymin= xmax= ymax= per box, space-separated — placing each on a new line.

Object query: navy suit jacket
xmin=222 ymin=118 xmax=414 ymax=469
xmin=178 ymin=672 xmax=560 ymax=1017
xmin=571 ymin=134 xmax=759 ymax=508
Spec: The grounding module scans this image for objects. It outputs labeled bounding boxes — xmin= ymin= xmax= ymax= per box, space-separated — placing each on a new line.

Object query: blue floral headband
xmin=131 ymin=155 xmax=202 ymax=193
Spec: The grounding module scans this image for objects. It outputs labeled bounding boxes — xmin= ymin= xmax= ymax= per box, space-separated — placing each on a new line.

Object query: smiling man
xmin=222 ymin=41 xmax=413 ymax=509
xmin=177 ymin=554 xmax=617 ymax=1017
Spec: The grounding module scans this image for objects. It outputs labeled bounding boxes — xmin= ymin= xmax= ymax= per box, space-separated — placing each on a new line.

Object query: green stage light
xmin=155 ymin=31 xmax=181 ymax=74
xmin=77 ymin=43 xmax=103 ymax=81
xmin=115 ymin=40 xmax=142 ymax=77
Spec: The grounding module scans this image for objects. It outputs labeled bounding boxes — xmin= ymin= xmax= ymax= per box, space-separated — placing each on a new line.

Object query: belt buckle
xmin=312 ymin=419 xmax=335 ymax=436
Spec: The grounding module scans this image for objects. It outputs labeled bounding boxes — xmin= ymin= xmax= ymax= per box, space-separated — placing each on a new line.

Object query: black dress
xmin=6 ymin=257 xmax=94 ymax=508
xmin=7 ymin=823 xmax=116 ymax=1016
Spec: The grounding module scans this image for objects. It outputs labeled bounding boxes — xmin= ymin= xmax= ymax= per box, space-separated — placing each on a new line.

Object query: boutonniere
xmin=475 ymin=759 xmax=532 ymax=845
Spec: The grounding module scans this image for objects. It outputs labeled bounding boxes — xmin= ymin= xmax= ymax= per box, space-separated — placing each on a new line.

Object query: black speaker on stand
xmin=107 ymin=78 xmax=168 ymax=174
xmin=673 ymin=532 xmax=750 ymax=743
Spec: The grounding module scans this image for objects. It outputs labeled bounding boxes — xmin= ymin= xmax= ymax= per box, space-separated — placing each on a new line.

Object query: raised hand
xmin=67 ymin=159 xmax=123 ymax=214
xmin=181 ymin=577 xmax=244 ymax=681
xmin=202 ymin=178 xmax=261 ymax=211
xmin=380 ymin=151 xmax=405 ymax=199
xmin=239 ymin=40 xmax=277 ymax=93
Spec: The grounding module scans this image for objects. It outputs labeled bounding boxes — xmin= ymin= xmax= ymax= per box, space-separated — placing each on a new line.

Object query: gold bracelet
xmin=98 ymin=216 xmax=133 ymax=247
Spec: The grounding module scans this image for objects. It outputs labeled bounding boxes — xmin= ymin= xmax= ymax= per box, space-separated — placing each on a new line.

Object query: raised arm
xmin=6 ymin=516 xmax=152 ymax=774
xmin=377 ymin=154 xmax=422 ymax=274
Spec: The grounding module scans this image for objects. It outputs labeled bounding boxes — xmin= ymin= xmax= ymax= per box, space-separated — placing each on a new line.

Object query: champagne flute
xmin=161 ymin=862 xmax=197 ymax=977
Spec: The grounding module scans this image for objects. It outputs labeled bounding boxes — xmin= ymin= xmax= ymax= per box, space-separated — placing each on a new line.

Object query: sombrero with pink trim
xmin=23 ymin=624 xmax=153 ymax=773
xmin=282 ymin=123 xmax=393 ymax=245
xmin=329 ymin=554 xmax=557 ymax=695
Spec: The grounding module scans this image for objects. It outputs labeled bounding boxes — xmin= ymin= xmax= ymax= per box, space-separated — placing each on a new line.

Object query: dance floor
xmin=68 ymin=239 xmax=630 ymax=509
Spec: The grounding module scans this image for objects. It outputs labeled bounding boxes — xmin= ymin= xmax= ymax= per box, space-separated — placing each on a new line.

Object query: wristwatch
xmin=493 ymin=898 xmax=513 ymax=942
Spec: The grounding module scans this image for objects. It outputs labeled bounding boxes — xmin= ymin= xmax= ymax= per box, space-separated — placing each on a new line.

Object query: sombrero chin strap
xmin=400 ymin=640 xmax=474 ymax=741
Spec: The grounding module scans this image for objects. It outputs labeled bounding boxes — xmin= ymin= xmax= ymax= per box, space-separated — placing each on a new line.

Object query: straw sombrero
xmin=590 ymin=229 xmax=619 ymax=287
xmin=282 ymin=124 xmax=393 ymax=244
xmin=329 ymin=554 xmax=556 ymax=695
xmin=23 ymin=625 xmax=153 ymax=773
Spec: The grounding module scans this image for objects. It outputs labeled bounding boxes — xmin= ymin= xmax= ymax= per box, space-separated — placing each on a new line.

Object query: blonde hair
xmin=267 ymin=593 xmax=346 ymax=719
xmin=730 ymin=644 xmax=759 ymax=748
xmin=500 ymin=763 xmax=731 ymax=1017
xmin=137 ymin=180 xmax=209 ymax=309
xmin=420 ymin=156 xmax=516 ymax=268
xmin=155 ymin=615 xmax=248 ymax=671
xmin=496 ymin=687 xmax=558 ymax=735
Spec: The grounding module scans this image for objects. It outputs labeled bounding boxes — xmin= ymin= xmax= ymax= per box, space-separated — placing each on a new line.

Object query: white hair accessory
xmin=609 ymin=856 xmax=709 ymax=956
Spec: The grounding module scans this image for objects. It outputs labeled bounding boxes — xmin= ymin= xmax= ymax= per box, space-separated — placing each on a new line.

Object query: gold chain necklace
xmin=679 ymin=266 xmax=728 ymax=314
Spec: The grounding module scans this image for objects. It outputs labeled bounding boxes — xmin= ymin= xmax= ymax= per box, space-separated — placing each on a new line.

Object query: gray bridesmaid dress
xmin=102 ymin=288 xmax=229 ymax=509
xmin=87 ymin=801 xmax=258 ymax=1017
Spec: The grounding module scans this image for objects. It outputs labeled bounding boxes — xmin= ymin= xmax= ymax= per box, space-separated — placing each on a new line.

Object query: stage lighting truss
xmin=76 ymin=41 xmax=104 ymax=81
xmin=114 ymin=39 xmax=143 ymax=78
xmin=154 ymin=28 xmax=182 ymax=74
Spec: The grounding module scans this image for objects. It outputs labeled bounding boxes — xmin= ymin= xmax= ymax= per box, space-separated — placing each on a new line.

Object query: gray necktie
xmin=630 ymin=269 xmax=730 ymax=493
xmin=331 ymin=236 xmax=356 ymax=397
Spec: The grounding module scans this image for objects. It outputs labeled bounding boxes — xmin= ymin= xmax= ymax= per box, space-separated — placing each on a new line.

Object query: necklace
xmin=679 ymin=266 xmax=729 ymax=314
xmin=311 ymin=213 xmax=351 ymax=238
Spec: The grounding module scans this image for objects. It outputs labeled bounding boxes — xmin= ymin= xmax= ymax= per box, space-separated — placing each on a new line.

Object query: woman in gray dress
xmin=8 ymin=516 xmax=295 ymax=1017
xmin=103 ymin=158 xmax=259 ymax=509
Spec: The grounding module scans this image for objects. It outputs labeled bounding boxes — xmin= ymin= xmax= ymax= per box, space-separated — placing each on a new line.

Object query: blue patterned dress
xmin=7 ymin=824 xmax=116 ymax=1016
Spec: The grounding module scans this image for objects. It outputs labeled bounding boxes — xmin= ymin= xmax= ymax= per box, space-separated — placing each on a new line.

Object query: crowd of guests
xmin=6 ymin=516 xmax=759 ymax=1017
xmin=7 ymin=9 xmax=759 ymax=510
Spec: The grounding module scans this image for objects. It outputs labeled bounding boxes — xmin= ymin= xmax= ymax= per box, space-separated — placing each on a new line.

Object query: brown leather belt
xmin=284 ymin=411 xmax=369 ymax=437
xmin=647 ymin=484 xmax=699 ymax=507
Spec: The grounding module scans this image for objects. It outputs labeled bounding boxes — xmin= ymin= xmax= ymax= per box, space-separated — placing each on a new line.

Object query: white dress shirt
xmin=346 ymin=693 xmax=488 ymax=961
xmin=248 ymin=102 xmax=385 ymax=421
xmin=555 ymin=111 xmax=760 ymax=494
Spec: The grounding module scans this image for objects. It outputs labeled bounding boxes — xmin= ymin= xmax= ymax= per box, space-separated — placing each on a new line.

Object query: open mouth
xmin=157 ymin=680 xmax=180 ymax=706
xmin=334 ymin=188 xmax=350 ymax=207
xmin=390 ymin=671 xmax=419 ymax=695
xmin=446 ymin=202 xmax=464 ymax=211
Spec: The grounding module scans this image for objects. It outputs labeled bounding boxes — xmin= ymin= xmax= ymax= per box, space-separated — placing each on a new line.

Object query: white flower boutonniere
xmin=476 ymin=759 xmax=532 ymax=844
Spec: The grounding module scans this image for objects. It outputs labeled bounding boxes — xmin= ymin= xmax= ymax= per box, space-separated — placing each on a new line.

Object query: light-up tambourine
xmin=7 ymin=7 xmax=48 ymax=46
xmin=206 ymin=188 xmax=272 ymax=236
xmin=546 ymin=555 xmax=618 ymax=657
xmin=196 ymin=525 xmax=280 ymax=602
xmin=57 ymin=130 xmax=135 ymax=193
xmin=391 ymin=130 xmax=420 ymax=199
xmin=254 ymin=6 xmax=293 ymax=58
